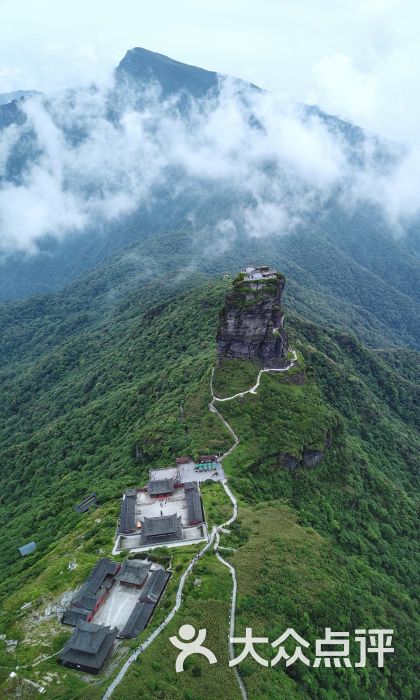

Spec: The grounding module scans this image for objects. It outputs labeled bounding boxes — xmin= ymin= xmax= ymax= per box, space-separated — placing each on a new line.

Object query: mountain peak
xmin=0 ymin=90 xmax=41 ymax=106
xmin=115 ymin=46 xmax=220 ymax=98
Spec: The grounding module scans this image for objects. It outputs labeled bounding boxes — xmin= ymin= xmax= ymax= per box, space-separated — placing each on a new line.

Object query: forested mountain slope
xmin=0 ymin=47 xmax=419 ymax=364
xmin=0 ymin=266 xmax=418 ymax=699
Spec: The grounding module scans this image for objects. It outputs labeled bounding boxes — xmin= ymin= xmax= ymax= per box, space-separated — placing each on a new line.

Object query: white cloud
xmin=0 ymin=64 xmax=419 ymax=254
xmin=309 ymin=54 xmax=377 ymax=127
xmin=0 ymin=77 xmax=355 ymax=252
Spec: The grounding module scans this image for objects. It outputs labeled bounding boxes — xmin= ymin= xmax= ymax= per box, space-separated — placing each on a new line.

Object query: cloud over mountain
xmin=0 ymin=61 xmax=418 ymax=254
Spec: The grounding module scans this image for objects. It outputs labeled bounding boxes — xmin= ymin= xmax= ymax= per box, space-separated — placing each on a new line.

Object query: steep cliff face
xmin=216 ymin=271 xmax=288 ymax=366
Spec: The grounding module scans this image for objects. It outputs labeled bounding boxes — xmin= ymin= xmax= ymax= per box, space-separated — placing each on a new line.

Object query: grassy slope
xmin=0 ymin=275 xmax=232 ymax=589
xmin=214 ymin=331 xmax=418 ymax=699
xmin=0 ymin=272 xmax=418 ymax=699
xmin=111 ymin=551 xmax=240 ymax=700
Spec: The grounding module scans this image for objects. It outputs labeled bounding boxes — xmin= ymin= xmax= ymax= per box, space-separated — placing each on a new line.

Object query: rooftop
xmin=62 ymin=606 xmax=91 ymax=627
xmin=119 ymin=489 xmax=137 ymax=534
xmin=142 ymin=513 xmax=181 ymax=537
xmin=73 ymin=558 xmax=118 ymax=611
xmin=119 ymin=601 xmax=155 ymax=639
xmin=185 ymin=484 xmax=204 ymax=525
xmin=147 ymin=478 xmax=175 ymax=496
xmin=184 ymin=481 xmax=199 ymax=491
xmin=74 ymin=493 xmax=97 ymax=514
xmin=140 ymin=569 xmax=171 ymax=604
xmin=240 ymin=265 xmax=277 ymax=281
xmin=115 ymin=560 xmax=150 ymax=587
xmin=59 ymin=622 xmax=117 ymax=672
xmin=18 ymin=541 xmax=36 ymax=556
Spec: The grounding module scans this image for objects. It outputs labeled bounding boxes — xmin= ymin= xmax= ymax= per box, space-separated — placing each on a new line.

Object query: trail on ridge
xmin=102 ymin=351 xmax=297 ymax=700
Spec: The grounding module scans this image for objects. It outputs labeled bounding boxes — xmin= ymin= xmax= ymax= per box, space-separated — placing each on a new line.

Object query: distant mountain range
xmin=0 ymin=47 xmax=419 ymax=350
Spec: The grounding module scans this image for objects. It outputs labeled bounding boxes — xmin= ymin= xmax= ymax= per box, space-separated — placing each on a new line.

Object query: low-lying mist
xmin=0 ymin=72 xmax=417 ymax=255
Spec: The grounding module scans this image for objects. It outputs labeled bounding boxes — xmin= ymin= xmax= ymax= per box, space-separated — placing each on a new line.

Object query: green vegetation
xmin=226 ymin=500 xmax=418 ymax=700
xmin=213 ymin=358 xmax=261 ymax=398
xmin=212 ymin=322 xmax=419 ymax=699
xmin=228 ymin=276 xmax=280 ymax=310
xmin=0 ymin=267 xmax=418 ymax=699
xmin=200 ymin=481 xmax=233 ymax=528
xmin=0 ymin=275 xmax=231 ymax=599
xmin=112 ymin=553 xmax=239 ymax=700
xmin=217 ymin=352 xmax=335 ymax=481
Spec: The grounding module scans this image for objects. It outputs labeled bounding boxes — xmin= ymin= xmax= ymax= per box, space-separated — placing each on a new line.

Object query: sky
xmin=1 ymin=0 xmax=420 ymax=140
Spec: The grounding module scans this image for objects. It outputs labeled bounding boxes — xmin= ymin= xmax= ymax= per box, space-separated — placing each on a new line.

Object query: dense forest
xmin=0 ymin=260 xmax=418 ymax=699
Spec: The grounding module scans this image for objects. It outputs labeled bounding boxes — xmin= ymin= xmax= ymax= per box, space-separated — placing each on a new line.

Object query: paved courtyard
xmin=149 ymin=460 xmax=225 ymax=485
xmin=93 ymin=583 xmax=139 ymax=631
xmin=136 ymin=487 xmax=189 ymax=526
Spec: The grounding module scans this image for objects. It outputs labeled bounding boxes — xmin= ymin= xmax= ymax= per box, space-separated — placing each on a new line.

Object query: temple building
xmin=199 ymin=454 xmax=218 ymax=462
xmin=114 ymin=560 xmax=150 ymax=588
xmin=140 ymin=569 xmax=171 ymax=604
xmin=114 ymin=460 xmax=214 ymax=554
xmin=140 ymin=513 xmax=183 ymax=546
xmin=59 ymin=622 xmax=118 ymax=674
xmin=147 ymin=478 xmax=175 ymax=498
xmin=241 ymin=265 xmax=277 ymax=280
xmin=118 ymin=489 xmax=137 ymax=534
xmin=119 ymin=569 xmax=171 ymax=639
xmin=62 ymin=558 xmax=119 ymax=627
xmin=184 ymin=482 xmax=204 ymax=525
xmin=119 ymin=601 xmax=155 ymax=639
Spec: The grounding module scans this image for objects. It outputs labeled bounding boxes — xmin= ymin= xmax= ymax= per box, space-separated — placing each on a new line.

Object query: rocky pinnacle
xmin=216 ymin=268 xmax=288 ymax=367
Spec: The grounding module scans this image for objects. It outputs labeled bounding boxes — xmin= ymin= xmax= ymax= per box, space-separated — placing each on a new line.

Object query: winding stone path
xmin=211 ymin=350 xmax=297 ymax=403
xmin=102 ymin=350 xmax=297 ymax=700
xmin=101 ymin=479 xmax=241 ymax=700
xmin=209 ymin=349 xmax=297 ymax=700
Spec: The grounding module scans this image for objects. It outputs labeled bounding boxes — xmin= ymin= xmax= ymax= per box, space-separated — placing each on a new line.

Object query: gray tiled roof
xmin=115 ymin=560 xmax=150 ymax=587
xmin=185 ymin=484 xmax=204 ymax=524
xmin=62 ymin=606 xmax=90 ymax=627
xmin=184 ymin=481 xmax=198 ymax=491
xmin=59 ymin=622 xmax=117 ymax=672
xmin=147 ymin=478 xmax=175 ymax=496
xmin=119 ymin=489 xmax=137 ymax=533
xmin=140 ymin=514 xmax=182 ymax=545
xmin=140 ymin=569 xmax=171 ymax=604
xmin=74 ymin=493 xmax=97 ymax=513
xmin=73 ymin=559 xmax=118 ymax=611
xmin=119 ymin=601 xmax=155 ymax=638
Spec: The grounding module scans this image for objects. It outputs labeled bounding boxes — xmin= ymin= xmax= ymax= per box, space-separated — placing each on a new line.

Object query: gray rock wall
xmin=217 ymin=273 xmax=288 ymax=366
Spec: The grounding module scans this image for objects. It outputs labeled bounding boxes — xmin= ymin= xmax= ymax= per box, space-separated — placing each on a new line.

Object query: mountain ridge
xmin=0 ymin=46 xmax=418 ymax=335
xmin=115 ymin=46 xmax=223 ymax=97
xmin=0 ymin=266 xmax=418 ymax=698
